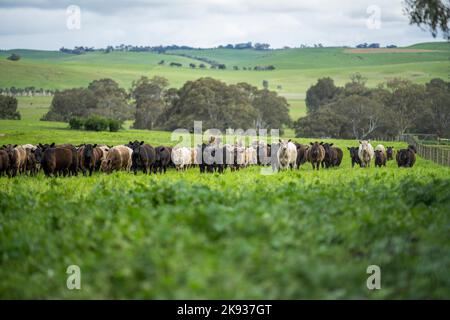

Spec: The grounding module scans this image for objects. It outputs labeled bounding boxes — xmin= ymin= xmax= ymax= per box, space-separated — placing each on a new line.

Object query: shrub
xmin=84 ymin=116 xmax=109 ymax=131
xmin=68 ymin=117 xmax=84 ymax=130
xmin=108 ymin=119 xmax=122 ymax=132
xmin=0 ymin=95 xmax=21 ymax=120
xmin=7 ymin=53 xmax=21 ymax=61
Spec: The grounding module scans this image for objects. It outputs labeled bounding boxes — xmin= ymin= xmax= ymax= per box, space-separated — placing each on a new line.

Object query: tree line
xmin=294 ymin=75 xmax=450 ymax=139
xmin=42 ymin=77 xmax=291 ymax=133
xmin=1 ymin=87 xmax=55 ymax=96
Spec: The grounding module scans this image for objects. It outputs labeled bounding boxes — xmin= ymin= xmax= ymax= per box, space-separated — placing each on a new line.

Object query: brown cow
xmin=294 ymin=143 xmax=309 ymax=168
xmin=25 ymin=148 xmax=39 ymax=176
xmin=38 ymin=143 xmax=78 ymax=176
xmin=41 ymin=145 xmax=73 ymax=177
xmin=101 ymin=145 xmax=132 ymax=173
xmin=58 ymin=144 xmax=79 ymax=176
xmin=374 ymin=150 xmax=387 ymax=167
xmin=2 ymin=144 xmax=27 ymax=177
xmin=0 ymin=149 xmax=10 ymax=177
xmin=308 ymin=142 xmax=325 ymax=170
xmin=78 ymin=144 xmax=103 ymax=176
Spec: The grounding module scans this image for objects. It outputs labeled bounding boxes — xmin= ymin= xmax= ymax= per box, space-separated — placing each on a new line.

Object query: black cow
xmin=347 ymin=147 xmax=362 ymax=168
xmin=294 ymin=143 xmax=308 ymax=169
xmin=0 ymin=149 xmax=10 ymax=177
xmin=386 ymin=147 xmax=395 ymax=161
xmin=155 ymin=146 xmax=171 ymax=174
xmin=130 ymin=141 xmax=156 ymax=175
xmin=396 ymin=145 xmax=417 ymax=168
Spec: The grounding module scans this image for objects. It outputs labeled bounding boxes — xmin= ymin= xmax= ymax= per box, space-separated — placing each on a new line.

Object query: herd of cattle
xmin=0 ymin=139 xmax=417 ymax=177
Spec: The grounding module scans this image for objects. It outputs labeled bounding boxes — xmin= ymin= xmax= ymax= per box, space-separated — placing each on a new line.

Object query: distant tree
xmin=420 ymin=78 xmax=450 ymax=137
xmin=158 ymin=60 xmax=165 ymax=65
xmin=384 ymin=78 xmax=427 ymax=136
xmin=233 ymin=66 xmax=239 ymax=70
xmin=7 ymin=53 xmax=21 ymax=61
xmin=254 ymin=43 xmax=270 ymax=50
xmin=251 ymin=89 xmax=291 ymax=132
xmin=43 ymin=88 xmax=97 ymax=121
xmin=158 ymin=77 xmax=289 ymax=132
xmin=189 ymin=63 xmax=196 ymax=68
xmin=43 ymin=79 xmax=131 ymax=122
xmin=330 ymin=95 xmax=386 ymax=139
xmin=294 ymin=109 xmax=346 ymax=138
xmin=131 ymin=76 xmax=169 ymax=130
xmin=305 ymin=77 xmax=341 ymax=113
xmin=199 ymin=63 xmax=206 ymax=68
xmin=343 ymin=73 xmax=369 ymax=96
xmin=0 ymin=95 xmax=21 ymax=119
xmin=404 ymin=0 xmax=450 ymax=39
xmin=262 ymin=80 xmax=269 ymax=89
xmin=217 ymin=64 xmax=226 ymax=70
xmin=170 ymin=62 xmax=182 ymax=67
xmin=87 ymin=79 xmax=131 ymax=121
xmin=234 ymin=42 xmax=253 ymax=49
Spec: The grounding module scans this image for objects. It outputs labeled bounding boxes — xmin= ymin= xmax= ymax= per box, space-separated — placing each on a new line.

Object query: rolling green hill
xmin=1 ymin=42 xmax=449 ymax=121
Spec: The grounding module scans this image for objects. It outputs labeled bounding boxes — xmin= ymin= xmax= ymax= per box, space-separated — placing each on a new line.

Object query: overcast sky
xmin=0 ymin=0 xmax=443 ymax=50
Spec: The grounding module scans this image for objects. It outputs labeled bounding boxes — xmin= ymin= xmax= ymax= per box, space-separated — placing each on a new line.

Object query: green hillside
xmin=1 ymin=42 xmax=448 ymax=121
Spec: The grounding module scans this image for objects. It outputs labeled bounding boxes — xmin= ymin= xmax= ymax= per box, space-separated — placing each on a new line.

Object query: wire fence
xmin=399 ymin=134 xmax=450 ymax=167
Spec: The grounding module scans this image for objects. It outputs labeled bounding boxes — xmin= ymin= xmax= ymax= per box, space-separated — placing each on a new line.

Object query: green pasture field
xmin=0 ymin=42 xmax=449 ymax=299
xmin=1 ymin=99 xmax=450 ymax=299
xmin=0 ymin=144 xmax=449 ymax=299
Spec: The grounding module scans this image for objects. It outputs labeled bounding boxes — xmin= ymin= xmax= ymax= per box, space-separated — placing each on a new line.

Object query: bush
xmin=84 ymin=116 xmax=109 ymax=131
xmin=7 ymin=53 xmax=21 ymax=61
xmin=0 ymin=95 xmax=21 ymax=120
xmin=108 ymin=119 xmax=122 ymax=132
xmin=68 ymin=117 xmax=84 ymax=130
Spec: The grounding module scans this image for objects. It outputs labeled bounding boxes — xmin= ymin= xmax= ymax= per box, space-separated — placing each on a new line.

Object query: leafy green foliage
xmin=295 ymin=77 xmax=449 ymax=139
xmin=0 ymin=95 xmax=21 ymax=120
xmin=69 ymin=117 xmax=84 ymax=130
xmin=0 ymin=162 xmax=449 ymax=299
xmin=43 ymin=79 xmax=131 ymax=123
xmin=6 ymin=53 xmax=21 ymax=61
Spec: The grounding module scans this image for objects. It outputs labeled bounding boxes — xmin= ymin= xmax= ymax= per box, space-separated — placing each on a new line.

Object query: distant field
xmin=344 ymin=48 xmax=438 ymax=54
xmin=1 ymin=42 xmax=449 ymax=122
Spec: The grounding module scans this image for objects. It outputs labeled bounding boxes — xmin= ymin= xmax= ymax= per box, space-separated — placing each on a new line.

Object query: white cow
xmin=171 ymin=147 xmax=191 ymax=171
xmin=375 ymin=144 xmax=386 ymax=156
xmin=358 ymin=140 xmax=375 ymax=167
xmin=277 ymin=140 xmax=297 ymax=170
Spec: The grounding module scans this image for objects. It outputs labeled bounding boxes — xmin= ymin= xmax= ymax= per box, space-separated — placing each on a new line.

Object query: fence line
xmin=399 ymin=134 xmax=450 ymax=167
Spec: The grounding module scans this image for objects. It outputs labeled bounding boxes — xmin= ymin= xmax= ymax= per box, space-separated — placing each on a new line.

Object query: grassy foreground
xmin=0 ymin=161 xmax=449 ymax=299
xmin=1 ymin=106 xmax=450 ymax=299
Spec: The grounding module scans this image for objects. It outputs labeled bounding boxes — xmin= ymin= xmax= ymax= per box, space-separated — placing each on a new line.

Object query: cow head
xmin=32 ymin=147 xmax=43 ymax=163
xmin=408 ymin=145 xmax=417 ymax=153
xmin=309 ymin=142 xmax=321 ymax=158
xmin=386 ymin=147 xmax=394 ymax=159
xmin=279 ymin=140 xmax=289 ymax=155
